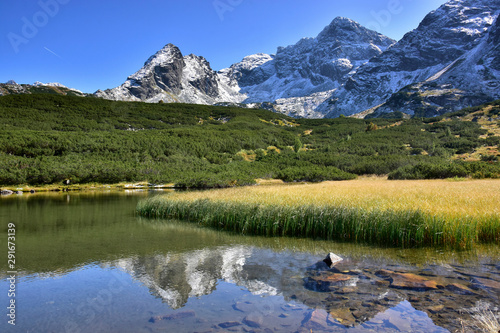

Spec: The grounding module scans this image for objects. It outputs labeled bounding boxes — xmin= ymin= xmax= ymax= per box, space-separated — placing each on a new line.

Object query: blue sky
xmin=1 ymin=0 xmax=448 ymax=93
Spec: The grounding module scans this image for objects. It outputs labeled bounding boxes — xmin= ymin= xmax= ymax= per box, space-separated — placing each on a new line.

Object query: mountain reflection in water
xmin=104 ymin=242 xmax=499 ymax=332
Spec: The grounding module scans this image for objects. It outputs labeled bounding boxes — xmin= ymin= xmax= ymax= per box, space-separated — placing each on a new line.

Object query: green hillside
xmin=0 ymin=94 xmax=499 ymax=187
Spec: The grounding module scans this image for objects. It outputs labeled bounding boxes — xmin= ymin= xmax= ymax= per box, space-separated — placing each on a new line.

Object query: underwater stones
xmin=299 ymin=254 xmax=500 ymax=332
xmin=233 ymin=301 xmax=257 ymax=313
xmin=149 ymin=310 xmax=195 ymax=323
xmin=305 ymin=272 xmax=359 ymax=292
xmin=351 ymin=309 xmax=369 ymax=321
xmin=328 ymin=308 xmax=356 ymax=327
xmin=446 ymin=283 xmax=477 ymax=295
xmin=472 ymin=277 xmax=500 ymax=291
xmin=427 ymin=304 xmax=445 ymax=314
xmin=376 ymin=269 xmax=438 ymax=291
xmin=281 ymin=303 xmax=303 ymax=312
xmin=243 ymin=313 xmax=263 ymax=328
xmin=218 ymin=321 xmax=241 ymax=328
xmin=375 ymin=279 xmax=391 ymax=287
xmin=336 ymin=286 xmax=357 ymax=294
xmin=301 ymin=309 xmax=329 ymax=330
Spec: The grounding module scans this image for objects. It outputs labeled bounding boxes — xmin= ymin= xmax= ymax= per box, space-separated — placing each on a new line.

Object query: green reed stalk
xmin=136 ymin=196 xmax=499 ymax=249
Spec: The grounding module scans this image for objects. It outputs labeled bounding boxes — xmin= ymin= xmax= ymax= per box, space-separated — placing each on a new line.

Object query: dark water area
xmin=0 ymin=191 xmax=498 ymax=332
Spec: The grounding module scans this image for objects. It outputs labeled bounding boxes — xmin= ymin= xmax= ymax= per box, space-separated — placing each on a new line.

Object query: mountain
xmin=95 ymin=44 xmax=245 ymax=104
xmin=321 ymin=0 xmax=500 ymax=118
xmin=221 ymin=17 xmax=396 ymax=118
xmin=0 ymin=81 xmax=85 ymax=97
xmin=95 ymin=18 xmax=395 ymax=117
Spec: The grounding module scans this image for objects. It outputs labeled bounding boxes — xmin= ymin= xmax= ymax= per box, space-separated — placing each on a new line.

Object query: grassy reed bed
xmin=137 ymin=178 xmax=500 ymax=249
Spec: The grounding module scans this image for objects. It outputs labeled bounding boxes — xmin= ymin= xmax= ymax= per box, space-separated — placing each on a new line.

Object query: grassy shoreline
xmin=136 ymin=178 xmax=500 ymax=249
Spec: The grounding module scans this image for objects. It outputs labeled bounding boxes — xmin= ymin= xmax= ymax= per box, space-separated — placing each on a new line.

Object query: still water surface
xmin=0 ymin=191 xmax=498 ymax=332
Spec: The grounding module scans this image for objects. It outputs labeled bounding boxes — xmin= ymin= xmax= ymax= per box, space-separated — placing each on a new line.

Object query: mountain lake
xmin=0 ymin=191 xmax=499 ymax=332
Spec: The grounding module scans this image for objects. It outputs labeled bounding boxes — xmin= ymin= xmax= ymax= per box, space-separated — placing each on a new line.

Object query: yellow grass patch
xmin=235 ymin=150 xmax=257 ymax=162
xmin=454 ymin=146 xmax=499 ymax=162
xmin=166 ymin=178 xmax=500 ymax=220
xmin=303 ymin=129 xmax=313 ymax=136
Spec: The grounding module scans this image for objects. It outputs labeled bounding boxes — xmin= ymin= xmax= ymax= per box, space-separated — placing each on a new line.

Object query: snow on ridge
xmin=33 ymin=81 xmax=66 ymax=88
xmin=31 ymin=81 xmax=84 ymax=94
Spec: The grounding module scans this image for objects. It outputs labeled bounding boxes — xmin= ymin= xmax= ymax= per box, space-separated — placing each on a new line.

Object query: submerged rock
xmin=149 ymin=310 xmax=195 ymax=323
xmin=329 ymin=308 xmax=356 ymax=327
xmin=446 ymin=283 xmax=477 ymax=295
xmin=243 ymin=313 xmax=263 ymax=328
xmin=233 ymin=301 xmax=257 ymax=313
xmin=376 ymin=269 xmax=438 ymax=291
xmin=305 ymin=272 xmax=359 ymax=292
xmin=301 ymin=309 xmax=329 ymax=330
xmin=472 ymin=277 xmax=500 ymax=291
xmin=427 ymin=304 xmax=445 ymax=314
xmin=218 ymin=321 xmax=241 ymax=328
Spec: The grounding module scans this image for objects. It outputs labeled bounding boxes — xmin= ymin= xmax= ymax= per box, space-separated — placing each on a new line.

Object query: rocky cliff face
xmin=219 ymin=17 xmax=395 ymax=117
xmin=321 ymin=0 xmax=500 ymax=118
xmin=95 ymin=19 xmax=395 ymax=117
xmin=95 ymin=44 xmax=245 ymax=105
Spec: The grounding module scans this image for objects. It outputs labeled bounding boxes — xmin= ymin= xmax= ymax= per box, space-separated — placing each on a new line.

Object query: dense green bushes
xmin=277 ymin=166 xmax=357 ymax=182
xmin=388 ymin=161 xmax=500 ymax=180
xmin=0 ymin=94 xmax=498 ymax=186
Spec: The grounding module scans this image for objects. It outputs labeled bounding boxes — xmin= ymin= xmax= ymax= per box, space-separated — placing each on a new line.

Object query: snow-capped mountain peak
xmin=319 ymin=0 xmax=500 ymax=118
xmin=216 ymin=16 xmax=395 ymax=117
xmin=95 ymin=43 xmax=245 ymax=104
xmin=33 ymin=81 xmax=67 ymax=88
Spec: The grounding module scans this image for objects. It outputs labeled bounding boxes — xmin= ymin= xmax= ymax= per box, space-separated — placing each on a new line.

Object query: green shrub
xmin=277 ymin=166 xmax=356 ymax=182
xmin=389 ymin=161 xmax=500 ymax=180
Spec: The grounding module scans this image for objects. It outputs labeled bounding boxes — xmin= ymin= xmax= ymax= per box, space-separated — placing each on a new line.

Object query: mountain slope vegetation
xmin=0 ymin=94 xmax=499 ymax=187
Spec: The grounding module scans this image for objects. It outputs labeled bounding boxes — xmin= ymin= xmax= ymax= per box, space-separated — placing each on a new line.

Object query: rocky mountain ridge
xmin=95 ymin=43 xmax=245 ymax=105
xmin=219 ymin=17 xmax=395 ymax=117
xmin=95 ymin=17 xmax=396 ymax=117
xmin=322 ymin=0 xmax=500 ymax=118
xmin=0 ymin=80 xmax=85 ymax=97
